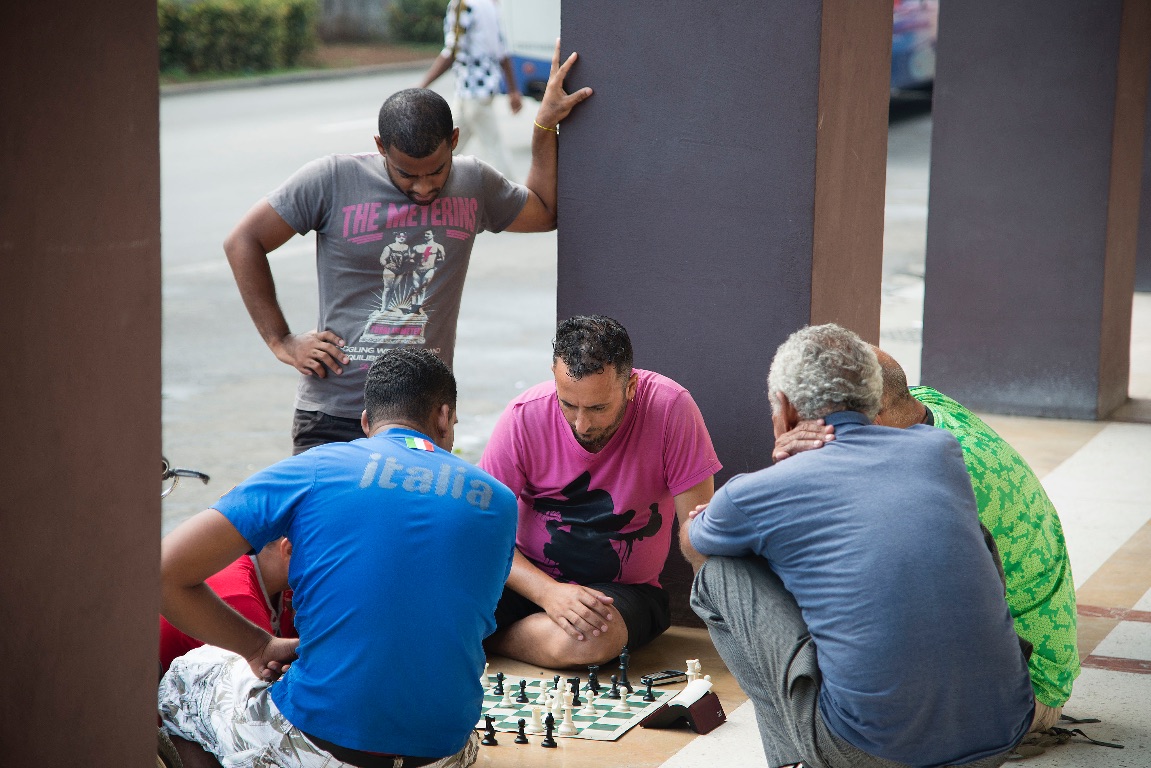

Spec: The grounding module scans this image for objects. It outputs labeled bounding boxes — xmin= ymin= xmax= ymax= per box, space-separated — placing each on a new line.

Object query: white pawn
xmin=558 ymin=705 xmax=577 ymax=736
xmin=614 ymin=693 xmax=631 ymax=713
xmin=527 ymin=705 xmax=543 ymax=734
xmin=500 ymin=684 xmax=514 ymax=708
xmin=580 ymin=696 xmax=598 ymax=716
xmin=481 ymin=662 xmax=489 ymax=689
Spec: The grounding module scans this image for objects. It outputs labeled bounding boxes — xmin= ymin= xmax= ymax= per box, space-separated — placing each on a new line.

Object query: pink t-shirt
xmin=480 ymin=369 xmax=721 ymax=587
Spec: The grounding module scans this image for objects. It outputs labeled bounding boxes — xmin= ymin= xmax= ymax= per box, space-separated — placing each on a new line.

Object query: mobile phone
xmin=641 ymin=669 xmax=687 ymax=686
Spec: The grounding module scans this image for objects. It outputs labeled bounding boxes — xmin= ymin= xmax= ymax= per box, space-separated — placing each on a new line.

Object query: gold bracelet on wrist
xmin=534 ymin=121 xmax=559 ymax=133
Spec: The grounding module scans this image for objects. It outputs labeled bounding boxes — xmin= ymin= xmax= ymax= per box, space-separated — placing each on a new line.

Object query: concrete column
xmin=0 ymin=1 xmax=161 ymax=764
xmin=556 ymin=1 xmax=891 ymax=622
xmin=923 ymin=0 xmax=1151 ymax=419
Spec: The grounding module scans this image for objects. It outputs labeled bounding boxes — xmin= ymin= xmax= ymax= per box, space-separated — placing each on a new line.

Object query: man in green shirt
xmin=774 ymin=348 xmax=1079 ymax=732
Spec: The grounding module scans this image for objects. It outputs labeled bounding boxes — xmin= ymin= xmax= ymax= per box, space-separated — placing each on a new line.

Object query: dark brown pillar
xmin=1138 ymin=68 xmax=1151 ymax=293
xmin=923 ymin=0 xmax=1151 ymax=419
xmin=556 ymin=1 xmax=891 ymax=622
xmin=0 ymin=1 xmax=161 ymax=764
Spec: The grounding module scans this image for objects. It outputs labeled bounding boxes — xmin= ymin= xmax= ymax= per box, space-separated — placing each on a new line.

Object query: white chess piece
xmin=558 ymin=705 xmax=577 ymax=736
xmin=555 ymin=683 xmax=572 ymax=716
xmin=527 ymin=705 xmax=543 ymax=734
xmin=614 ymin=693 xmax=631 ymax=713
xmin=580 ymin=696 xmax=598 ymax=716
xmin=500 ymin=685 xmax=514 ymax=707
xmin=481 ymin=662 xmax=489 ymax=689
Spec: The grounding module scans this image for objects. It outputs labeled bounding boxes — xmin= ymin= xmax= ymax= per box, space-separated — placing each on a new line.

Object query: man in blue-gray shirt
xmin=159 ymin=349 xmax=516 ymax=768
xmin=680 ymin=324 xmax=1034 ymax=768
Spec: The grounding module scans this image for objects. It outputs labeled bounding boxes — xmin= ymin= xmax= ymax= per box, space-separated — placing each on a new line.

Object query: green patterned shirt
xmin=911 ymin=387 xmax=1079 ymax=707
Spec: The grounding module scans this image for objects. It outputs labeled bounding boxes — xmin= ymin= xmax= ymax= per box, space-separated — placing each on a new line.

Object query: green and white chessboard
xmin=477 ymin=673 xmax=675 ymax=741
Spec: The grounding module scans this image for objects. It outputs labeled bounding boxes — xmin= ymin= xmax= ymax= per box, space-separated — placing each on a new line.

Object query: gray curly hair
xmin=767 ymin=324 xmax=882 ymax=420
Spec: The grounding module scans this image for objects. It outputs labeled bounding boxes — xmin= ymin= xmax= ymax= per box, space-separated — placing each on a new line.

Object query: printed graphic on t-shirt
xmin=535 ymin=472 xmax=663 ymax=584
xmin=340 ymin=197 xmax=478 ymax=353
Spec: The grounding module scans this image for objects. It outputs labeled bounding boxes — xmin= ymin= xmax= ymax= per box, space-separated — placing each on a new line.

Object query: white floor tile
xmin=1092 ymin=622 xmax=1151 ymax=662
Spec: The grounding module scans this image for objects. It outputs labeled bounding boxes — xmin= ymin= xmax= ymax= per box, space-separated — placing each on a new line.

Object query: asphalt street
xmin=159 ymin=72 xmax=934 ymax=533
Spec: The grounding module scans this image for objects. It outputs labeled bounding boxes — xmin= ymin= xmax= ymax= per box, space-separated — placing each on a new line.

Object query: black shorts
xmin=493 ymin=582 xmax=671 ymax=653
xmin=291 ymin=409 xmax=364 ymax=455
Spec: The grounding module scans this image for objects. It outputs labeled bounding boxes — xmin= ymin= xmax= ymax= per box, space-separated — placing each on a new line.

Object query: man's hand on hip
xmin=273 ymin=330 xmax=349 ymax=378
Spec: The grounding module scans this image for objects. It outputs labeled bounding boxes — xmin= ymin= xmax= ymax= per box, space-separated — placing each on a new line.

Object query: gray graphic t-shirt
xmin=269 ymin=153 xmax=528 ymax=418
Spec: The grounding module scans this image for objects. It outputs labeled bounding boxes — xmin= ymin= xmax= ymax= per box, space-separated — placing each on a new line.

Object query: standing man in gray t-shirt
xmin=224 ymin=42 xmax=591 ymax=454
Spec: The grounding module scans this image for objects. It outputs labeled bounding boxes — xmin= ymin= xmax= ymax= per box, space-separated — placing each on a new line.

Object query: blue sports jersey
xmin=215 ymin=428 xmax=517 ymax=756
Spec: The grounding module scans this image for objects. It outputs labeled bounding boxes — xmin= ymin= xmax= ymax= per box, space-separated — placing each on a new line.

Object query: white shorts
xmin=159 ymin=645 xmax=479 ymax=768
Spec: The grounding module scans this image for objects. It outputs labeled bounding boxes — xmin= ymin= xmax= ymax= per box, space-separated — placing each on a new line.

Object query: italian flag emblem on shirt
xmin=405 ymin=437 xmax=435 ymax=451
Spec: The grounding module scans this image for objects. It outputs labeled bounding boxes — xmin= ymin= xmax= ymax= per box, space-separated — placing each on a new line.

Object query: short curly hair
xmin=552 ymin=315 xmax=633 ymax=380
xmin=364 ymin=348 xmax=456 ymax=427
xmin=767 ymin=324 xmax=882 ymax=420
xmin=377 ymin=88 xmax=454 ymax=158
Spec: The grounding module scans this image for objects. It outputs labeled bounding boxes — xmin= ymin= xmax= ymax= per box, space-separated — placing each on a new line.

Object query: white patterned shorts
xmin=159 ymin=645 xmax=479 ymax=768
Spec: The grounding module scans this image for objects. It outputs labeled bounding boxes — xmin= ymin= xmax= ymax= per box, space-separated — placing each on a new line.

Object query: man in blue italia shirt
xmin=159 ymin=348 xmax=516 ymax=768
xmin=679 ymin=324 xmax=1034 ymax=768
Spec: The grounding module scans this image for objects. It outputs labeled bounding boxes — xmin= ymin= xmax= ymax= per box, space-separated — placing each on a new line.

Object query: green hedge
xmin=159 ymin=0 xmax=318 ymax=74
xmin=389 ymin=0 xmax=445 ymax=45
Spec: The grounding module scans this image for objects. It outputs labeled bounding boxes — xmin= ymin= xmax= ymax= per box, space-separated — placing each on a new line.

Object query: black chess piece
xmin=516 ymin=678 xmax=529 ymax=704
xmin=586 ymin=664 xmax=600 ymax=695
xmin=493 ymin=671 xmax=505 ymax=696
xmin=515 ymin=718 xmax=529 ymax=744
xmin=619 ymin=645 xmax=634 ymax=693
xmin=541 ymin=713 xmax=558 ymax=748
xmin=481 ymin=715 xmax=498 ymax=746
xmin=567 ymin=677 xmax=581 ymax=707
xmin=642 ymin=677 xmax=656 ymax=702
xmin=606 ymin=674 xmax=621 ymax=699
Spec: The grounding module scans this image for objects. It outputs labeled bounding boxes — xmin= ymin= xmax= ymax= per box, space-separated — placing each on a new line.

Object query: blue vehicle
xmin=500 ymin=0 xmax=939 ymax=100
xmin=891 ymin=0 xmax=939 ymax=92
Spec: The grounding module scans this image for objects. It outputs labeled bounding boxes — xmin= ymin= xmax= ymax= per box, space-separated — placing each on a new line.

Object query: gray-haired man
xmin=679 ymin=324 xmax=1034 ymax=768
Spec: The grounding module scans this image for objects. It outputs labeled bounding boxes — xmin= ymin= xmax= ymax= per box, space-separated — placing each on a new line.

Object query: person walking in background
xmin=419 ymin=0 xmax=523 ymax=177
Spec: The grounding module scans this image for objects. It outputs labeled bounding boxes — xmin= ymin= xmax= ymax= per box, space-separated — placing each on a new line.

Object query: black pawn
xmin=493 ymin=671 xmax=505 ymax=696
xmin=606 ymin=674 xmax=621 ymax=699
xmin=642 ymin=677 xmax=656 ymax=702
xmin=541 ymin=713 xmax=557 ymax=748
xmin=514 ymin=718 xmax=529 ymax=744
xmin=481 ymin=715 xmax=498 ymax=746
xmin=619 ymin=646 xmax=633 ymax=693
xmin=552 ymin=674 xmax=561 ymax=691
xmin=586 ymin=664 xmax=600 ymax=695
xmin=516 ymin=678 xmax=529 ymax=704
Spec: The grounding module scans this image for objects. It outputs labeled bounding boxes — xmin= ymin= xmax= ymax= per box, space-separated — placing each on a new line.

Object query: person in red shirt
xmin=159 ymin=537 xmax=293 ymax=674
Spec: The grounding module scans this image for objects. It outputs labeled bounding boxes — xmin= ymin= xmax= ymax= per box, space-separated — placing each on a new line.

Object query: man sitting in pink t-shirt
xmin=480 ymin=315 xmax=721 ymax=667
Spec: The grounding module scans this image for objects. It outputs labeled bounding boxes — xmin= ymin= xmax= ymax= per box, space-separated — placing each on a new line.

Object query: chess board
xmin=477 ymin=673 xmax=675 ymax=741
